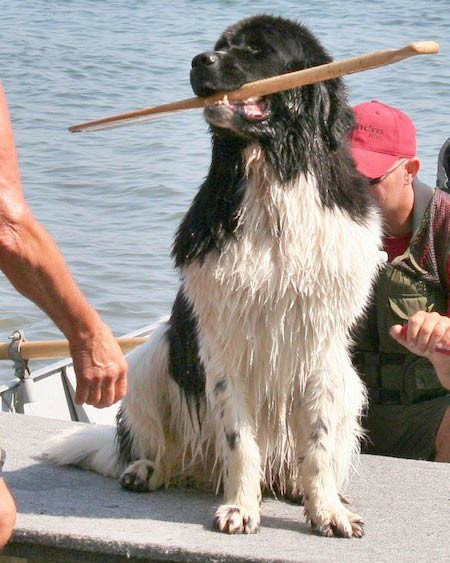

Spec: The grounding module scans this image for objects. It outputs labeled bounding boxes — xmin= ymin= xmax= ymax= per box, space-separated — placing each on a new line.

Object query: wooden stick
xmin=0 ymin=337 xmax=148 ymax=361
xmin=69 ymin=41 xmax=439 ymax=133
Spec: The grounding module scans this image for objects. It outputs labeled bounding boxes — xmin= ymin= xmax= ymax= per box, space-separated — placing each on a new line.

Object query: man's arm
xmin=390 ymin=311 xmax=450 ymax=390
xmin=0 ymin=83 xmax=127 ymax=407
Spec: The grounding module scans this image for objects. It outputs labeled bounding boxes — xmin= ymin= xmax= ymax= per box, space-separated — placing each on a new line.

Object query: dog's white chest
xmin=184 ymin=169 xmax=380 ymax=340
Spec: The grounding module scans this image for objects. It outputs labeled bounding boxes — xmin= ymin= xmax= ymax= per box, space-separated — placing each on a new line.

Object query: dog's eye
xmin=247 ymin=45 xmax=267 ymax=56
xmin=285 ymin=60 xmax=304 ymax=72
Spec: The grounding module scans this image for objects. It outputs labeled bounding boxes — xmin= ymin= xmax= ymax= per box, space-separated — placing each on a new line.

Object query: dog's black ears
xmin=314 ymin=80 xmax=354 ymax=151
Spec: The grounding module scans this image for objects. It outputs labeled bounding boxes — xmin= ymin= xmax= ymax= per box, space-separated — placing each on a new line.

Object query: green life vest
xmin=354 ymin=185 xmax=450 ymax=404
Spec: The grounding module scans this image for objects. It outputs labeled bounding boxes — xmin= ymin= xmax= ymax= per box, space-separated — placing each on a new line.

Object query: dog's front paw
xmin=214 ymin=504 xmax=260 ymax=534
xmin=304 ymin=500 xmax=364 ymax=538
xmin=119 ymin=459 xmax=162 ymax=492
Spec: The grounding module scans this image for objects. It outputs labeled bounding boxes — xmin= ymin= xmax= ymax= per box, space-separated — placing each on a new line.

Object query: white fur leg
xmin=208 ymin=375 xmax=261 ymax=534
xmin=296 ymin=360 xmax=365 ymax=538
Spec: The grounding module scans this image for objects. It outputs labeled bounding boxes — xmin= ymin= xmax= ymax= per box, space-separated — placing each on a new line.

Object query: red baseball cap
xmin=349 ymin=100 xmax=416 ymax=178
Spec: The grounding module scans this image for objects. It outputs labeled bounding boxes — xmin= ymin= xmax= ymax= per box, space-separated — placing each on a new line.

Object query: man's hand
xmin=70 ymin=324 xmax=128 ymax=408
xmin=390 ymin=310 xmax=450 ymax=390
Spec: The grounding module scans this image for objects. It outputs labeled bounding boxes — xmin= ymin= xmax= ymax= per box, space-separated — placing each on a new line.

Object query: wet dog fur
xmin=45 ymin=15 xmax=382 ymax=537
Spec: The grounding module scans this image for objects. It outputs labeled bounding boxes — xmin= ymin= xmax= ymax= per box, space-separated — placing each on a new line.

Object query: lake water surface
xmin=0 ymin=0 xmax=448 ymax=381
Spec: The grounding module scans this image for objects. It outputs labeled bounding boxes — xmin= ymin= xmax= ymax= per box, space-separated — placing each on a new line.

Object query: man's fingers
xmin=425 ymin=321 xmax=448 ymax=354
xmin=95 ymin=364 xmax=128 ymax=408
xmin=71 ymin=337 xmax=128 ymax=408
xmin=74 ymin=383 xmax=90 ymax=406
xmin=85 ymin=380 xmax=103 ymax=407
xmin=411 ymin=313 xmax=444 ymax=354
xmin=74 ymin=375 xmax=103 ymax=407
xmin=114 ymin=371 xmax=128 ymax=402
xmin=392 ymin=314 xmax=450 ymax=357
xmin=75 ymin=367 xmax=127 ymax=408
xmin=404 ymin=311 xmax=427 ymax=347
xmin=390 ymin=324 xmax=404 ymax=342
xmin=95 ymin=377 xmax=116 ymax=408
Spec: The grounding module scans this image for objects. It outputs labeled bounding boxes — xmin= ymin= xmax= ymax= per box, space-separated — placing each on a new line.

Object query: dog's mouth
xmin=205 ymin=94 xmax=270 ymax=124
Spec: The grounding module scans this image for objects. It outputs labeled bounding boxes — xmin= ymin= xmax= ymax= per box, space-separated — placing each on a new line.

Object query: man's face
xmin=368 ymin=158 xmax=409 ymax=211
xmin=367 ymin=158 xmax=420 ymax=227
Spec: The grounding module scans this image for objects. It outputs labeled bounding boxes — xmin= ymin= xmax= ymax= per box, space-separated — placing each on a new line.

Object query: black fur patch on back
xmin=167 ymin=288 xmax=206 ymax=402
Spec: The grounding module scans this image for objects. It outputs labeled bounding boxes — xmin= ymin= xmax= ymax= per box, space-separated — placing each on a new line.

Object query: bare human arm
xmin=0 ymin=82 xmax=127 ymax=407
xmin=390 ymin=310 xmax=450 ymax=390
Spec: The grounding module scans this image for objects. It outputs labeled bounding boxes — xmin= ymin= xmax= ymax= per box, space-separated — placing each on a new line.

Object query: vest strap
xmin=354 ymin=351 xmax=446 ymax=404
xmin=368 ymin=388 xmax=402 ymax=404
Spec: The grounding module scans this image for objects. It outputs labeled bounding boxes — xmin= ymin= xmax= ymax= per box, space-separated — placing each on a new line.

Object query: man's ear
xmin=406 ymin=157 xmax=420 ymax=178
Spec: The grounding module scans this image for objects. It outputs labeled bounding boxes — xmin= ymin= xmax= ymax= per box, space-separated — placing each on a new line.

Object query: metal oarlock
xmin=8 ymin=330 xmax=29 ymax=379
xmin=8 ymin=330 xmax=38 ymax=405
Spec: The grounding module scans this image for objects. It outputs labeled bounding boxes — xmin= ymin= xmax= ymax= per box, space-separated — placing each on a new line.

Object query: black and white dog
xmin=46 ymin=15 xmax=382 ymax=537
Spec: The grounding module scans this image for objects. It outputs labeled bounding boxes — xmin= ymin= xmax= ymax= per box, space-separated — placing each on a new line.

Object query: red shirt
xmin=384 ymin=234 xmax=411 ymax=263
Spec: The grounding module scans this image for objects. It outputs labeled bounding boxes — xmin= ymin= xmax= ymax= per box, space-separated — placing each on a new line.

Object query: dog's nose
xmin=191 ymin=51 xmax=220 ymax=68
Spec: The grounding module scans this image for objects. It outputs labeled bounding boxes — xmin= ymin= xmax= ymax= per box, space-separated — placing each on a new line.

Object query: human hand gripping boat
xmin=0 ymin=323 xmax=154 ymax=423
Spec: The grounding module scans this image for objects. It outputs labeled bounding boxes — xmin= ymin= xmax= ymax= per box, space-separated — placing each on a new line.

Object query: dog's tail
xmin=43 ymin=424 xmax=121 ymax=479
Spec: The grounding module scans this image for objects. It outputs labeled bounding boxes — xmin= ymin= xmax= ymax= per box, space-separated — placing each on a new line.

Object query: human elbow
xmin=0 ymin=200 xmax=34 ymax=259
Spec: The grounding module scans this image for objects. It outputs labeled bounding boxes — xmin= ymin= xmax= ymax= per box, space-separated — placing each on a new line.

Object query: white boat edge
xmin=0 ymin=320 xmax=164 ymax=425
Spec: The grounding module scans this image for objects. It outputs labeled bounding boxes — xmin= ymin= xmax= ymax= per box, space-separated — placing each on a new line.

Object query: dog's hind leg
xmin=208 ymin=375 xmax=262 ymax=534
xmin=117 ymin=403 xmax=166 ymax=493
xmin=295 ymin=359 xmax=365 ymax=538
xmin=116 ymin=321 xmax=173 ymax=493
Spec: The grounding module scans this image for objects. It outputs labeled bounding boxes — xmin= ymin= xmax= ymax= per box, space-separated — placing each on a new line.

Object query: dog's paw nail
xmin=214 ymin=504 xmax=260 ymax=534
xmin=119 ymin=459 xmax=159 ymax=493
xmin=309 ymin=508 xmax=364 ymax=538
xmin=311 ymin=520 xmax=333 ymax=537
xmin=349 ymin=515 xmax=365 ymax=538
xmin=119 ymin=472 xmax=150 ymax=492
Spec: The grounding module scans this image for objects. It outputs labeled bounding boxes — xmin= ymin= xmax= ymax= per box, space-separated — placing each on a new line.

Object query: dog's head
xmin=190 ymin=14 xmax=351 ymax=150
xmin=175 ymin=16 xmax=371 ymax=269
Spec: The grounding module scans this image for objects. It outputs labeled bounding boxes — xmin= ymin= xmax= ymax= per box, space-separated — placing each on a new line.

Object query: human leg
xmin=0 ymin=477 xmax=16 ymax=548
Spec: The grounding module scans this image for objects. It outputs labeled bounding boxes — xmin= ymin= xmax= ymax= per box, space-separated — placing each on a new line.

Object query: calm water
xmin=0 ymin=0 xmax=448 ymax=381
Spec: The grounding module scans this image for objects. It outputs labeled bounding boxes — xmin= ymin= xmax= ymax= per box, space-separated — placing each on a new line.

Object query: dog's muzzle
xmin=190 ymin=51 xmax=269 ymax=124
xmin=190 ymin=50 xmax=228 ymax=97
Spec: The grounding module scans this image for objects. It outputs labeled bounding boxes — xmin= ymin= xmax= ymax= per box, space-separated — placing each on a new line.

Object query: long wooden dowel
xmin=69 ymin=41 xmax=439 ymax=133
xmin=0 ymin=337 xmax=148 ymax=361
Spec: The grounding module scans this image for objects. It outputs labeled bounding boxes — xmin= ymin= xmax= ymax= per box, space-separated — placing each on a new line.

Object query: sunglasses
xmin=365 ymin=158 xmax=409 ymax=186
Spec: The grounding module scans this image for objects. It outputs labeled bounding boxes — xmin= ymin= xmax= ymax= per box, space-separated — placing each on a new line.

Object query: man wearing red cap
xmin=350 ymin=100 xmax=450 ymax=462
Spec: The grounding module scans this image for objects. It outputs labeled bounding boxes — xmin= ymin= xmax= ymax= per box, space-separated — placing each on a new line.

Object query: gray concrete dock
xmin=1 ymin=411 xmax=449 ymax=562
